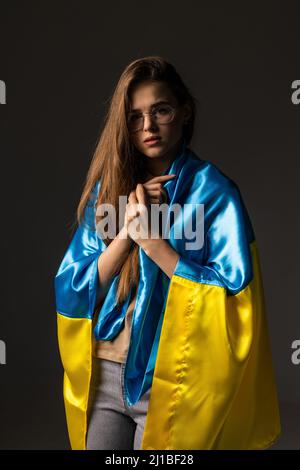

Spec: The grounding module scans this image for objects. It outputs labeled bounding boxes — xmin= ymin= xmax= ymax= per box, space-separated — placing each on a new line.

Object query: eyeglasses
xmin=127 ymin=104 xmax=177 ymax=133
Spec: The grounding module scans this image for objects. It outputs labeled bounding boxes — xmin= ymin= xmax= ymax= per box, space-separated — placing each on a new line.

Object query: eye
xmin=128 ymin=113 xmax=141 ymax=123
xmin=155 ymin=106 xmax=172 ymax=115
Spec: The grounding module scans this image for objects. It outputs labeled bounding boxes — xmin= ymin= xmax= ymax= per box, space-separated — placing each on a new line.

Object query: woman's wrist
xmin=118 ymin=224 xmax=133 ymax=247
xmin=141 ymin=237 xmax=180 ymax=279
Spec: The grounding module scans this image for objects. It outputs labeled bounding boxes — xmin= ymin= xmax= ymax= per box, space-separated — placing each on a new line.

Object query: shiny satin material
xmin=54 ymin=140 xmax=281 ymax=449
xmin=56 ymin=313 xmax=92 ymax=450
xmin=54 ymin=180 xmax=104 ymax=319
xmin=141 ymin=240 xmax=281 ymax=449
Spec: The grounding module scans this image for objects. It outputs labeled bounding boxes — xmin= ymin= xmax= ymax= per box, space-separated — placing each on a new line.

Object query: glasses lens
xmin=127 ymin=105 xmax=175 ymax=131
xmin=155 ymin=105 xmax=175 ymax=124
xmin=127 ymin=113 xmax=143 ymax=132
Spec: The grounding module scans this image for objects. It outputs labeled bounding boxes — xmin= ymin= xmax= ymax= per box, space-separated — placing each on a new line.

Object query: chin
xmin=144 ymin=141 xmax=166 ymax=151
xmin=143 ymin=149 xmax=164 ymax=158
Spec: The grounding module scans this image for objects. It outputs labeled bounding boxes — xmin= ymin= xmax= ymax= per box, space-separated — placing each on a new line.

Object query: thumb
xmin=136 ymin=183 xmax=147 ymax=205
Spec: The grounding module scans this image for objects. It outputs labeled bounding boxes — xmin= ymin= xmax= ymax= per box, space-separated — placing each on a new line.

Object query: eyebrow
xmin=130 ymin=100 xmax=173 ymax=113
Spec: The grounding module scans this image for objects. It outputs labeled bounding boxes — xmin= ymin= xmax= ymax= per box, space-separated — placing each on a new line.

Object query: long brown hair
xmin=75 ymin=55 xmax=197 ymax=307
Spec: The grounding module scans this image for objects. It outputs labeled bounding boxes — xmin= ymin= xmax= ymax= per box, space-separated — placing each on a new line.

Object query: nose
xmin=143 ymin=113 xmax=158 ymax=132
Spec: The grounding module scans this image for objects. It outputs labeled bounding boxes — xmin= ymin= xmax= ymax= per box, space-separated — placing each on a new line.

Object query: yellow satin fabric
xmin=56 ymin=314 xmax=92 ymax=450
xmin=140 ymin=240 xmax=281 ymax=449
xmin=57 ymin=239 xmax=281 ymax=450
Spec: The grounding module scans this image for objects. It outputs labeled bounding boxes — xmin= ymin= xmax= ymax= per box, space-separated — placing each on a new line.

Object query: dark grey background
xmin=0 ymin=0 xmax=299 ymax=449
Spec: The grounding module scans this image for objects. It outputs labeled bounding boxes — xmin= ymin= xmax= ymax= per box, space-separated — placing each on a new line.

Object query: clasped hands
xmin=123 ymin=174 xmax=176 ymax=248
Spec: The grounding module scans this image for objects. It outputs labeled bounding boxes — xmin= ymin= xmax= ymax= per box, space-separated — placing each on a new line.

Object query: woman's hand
xmin=123 ymin=174 xmax=176 ymax=247
xmin=123 ymin=180 xmax=180 ymax=275
xmin=124 ymin=184 xmax=151 ymax=246
xmin=142 ymin=174 xmax=176 ymax=204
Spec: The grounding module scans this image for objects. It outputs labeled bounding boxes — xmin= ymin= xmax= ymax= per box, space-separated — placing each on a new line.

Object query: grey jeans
xmin=86 ymin=356 xmax=151 ymax=450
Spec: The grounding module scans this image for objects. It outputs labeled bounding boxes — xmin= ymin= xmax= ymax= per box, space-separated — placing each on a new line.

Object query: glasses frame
xmin=127 ymin=104 xmax=178 ymax=133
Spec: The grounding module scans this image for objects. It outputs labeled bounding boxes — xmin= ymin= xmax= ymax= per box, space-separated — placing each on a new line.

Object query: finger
xmin=127 ymin=191 xmax=139 ymax=218
xmin=128 ymin=190 xmax=138 ymax=204
xmin=144 ymin=174 xmax=155 ymax=183
xmin=145 ymin=174 xmax=176 ymax=184
xmin=126 ymin=199 xmax=139 ymax=213
xmin=127 ymin=205 xmax=140 ymax=219
xmin=136 ymin=183 xmax=147 ymax=206
xmin=143 ymin=189 xmax=161 ymax=197
xmin=150 ymin=199 xmax=160 ymax=204
xmin=143 ymin=182 xmax=163 ymax=190
xmin=128 ymin=212 xmax=139 ymax=222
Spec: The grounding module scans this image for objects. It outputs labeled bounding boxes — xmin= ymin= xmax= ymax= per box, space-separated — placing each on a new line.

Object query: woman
xmin=54 ymin=56 xmax=281 ymax=450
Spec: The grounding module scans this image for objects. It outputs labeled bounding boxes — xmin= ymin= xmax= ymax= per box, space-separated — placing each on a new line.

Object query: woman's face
xmin=128 ymin=80 xmax=191 ymax=160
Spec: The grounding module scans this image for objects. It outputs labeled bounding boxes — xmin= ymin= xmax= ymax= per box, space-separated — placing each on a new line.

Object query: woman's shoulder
xmin=185 ymin=148 xmax=240 ymax=199
xmin=185 ymin=149 xmax=255 ymax=243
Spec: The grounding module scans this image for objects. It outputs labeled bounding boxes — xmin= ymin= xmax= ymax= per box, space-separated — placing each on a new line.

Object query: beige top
xmin=93 ymin=293 xmax=137 ymax=363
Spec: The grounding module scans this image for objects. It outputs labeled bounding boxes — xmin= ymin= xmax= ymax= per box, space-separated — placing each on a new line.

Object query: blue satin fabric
xmin=54 ymin=181 xmax=105 ymax=319
xmin=54 ymin=139 xmax=255 ymax=407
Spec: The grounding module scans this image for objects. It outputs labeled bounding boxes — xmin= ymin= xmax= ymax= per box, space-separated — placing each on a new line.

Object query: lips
xmin=144 ymin=136 xmax=161 ymax=142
